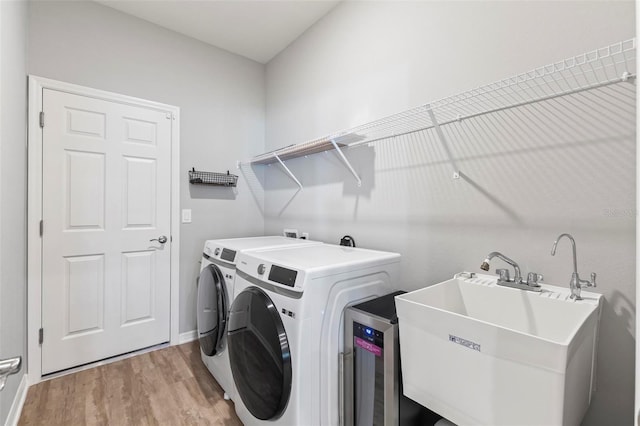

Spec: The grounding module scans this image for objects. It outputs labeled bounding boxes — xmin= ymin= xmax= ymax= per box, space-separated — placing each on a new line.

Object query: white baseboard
xmin=178 ymin=330 xmax=198 ymax=344
xmin=5 ymin=374 xmax=28 ymax=426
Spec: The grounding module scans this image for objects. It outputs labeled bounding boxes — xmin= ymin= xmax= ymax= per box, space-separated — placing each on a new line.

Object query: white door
xmin=41 ymin=89 xmax=172 ymax=374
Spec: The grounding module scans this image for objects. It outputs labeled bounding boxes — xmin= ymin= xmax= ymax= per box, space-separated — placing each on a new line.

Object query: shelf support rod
xmin=273 ymin=153 xmax=303 ymax=190
xmin=330 ymin=139 xmax=362 ymax=187
xmin=426 ymin=105 xmax=461 ymax=179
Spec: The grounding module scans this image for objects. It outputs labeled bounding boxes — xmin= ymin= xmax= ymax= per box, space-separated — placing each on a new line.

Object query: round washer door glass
xmin=196 ymin=263 xmax=228 ymax=356
xmin=228 ymin=287 xmax=292 ymax=420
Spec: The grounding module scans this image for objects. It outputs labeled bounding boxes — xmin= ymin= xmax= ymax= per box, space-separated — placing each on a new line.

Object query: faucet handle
xmin=578 ymin=272 xmax=597 ymax=290
xmin=527 ymin=272 xmax=543 ymax=286
xmin=496 ymin=268 xmax=510 ymax=282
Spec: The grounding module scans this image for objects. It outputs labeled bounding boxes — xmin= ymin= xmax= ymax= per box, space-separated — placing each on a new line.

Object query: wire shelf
xmin=250 ymin=139 xmax=349 ymax=165
xmin=240 ymin=39 xmax=636 ymax=167
xmin=188 ymin=168 xmax=238 ymax=187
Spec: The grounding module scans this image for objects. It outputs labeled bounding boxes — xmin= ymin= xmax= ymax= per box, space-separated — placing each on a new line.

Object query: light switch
xmin=182 ymin=209 xmax=192 ymax=223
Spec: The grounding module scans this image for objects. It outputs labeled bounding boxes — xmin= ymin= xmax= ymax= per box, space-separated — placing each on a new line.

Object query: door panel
xmin=64 ymin=254 xmax=104 ymax=336
xmin=65 ymin=107 xmax=106 ymax=138
xmin=124 ymin=117 xmax=157 ymax=145
xmin=65 ymin=150 xmax=105 ymax=229
xmin=123 ymin=157 xmax=156 ymax=228
xmin=121 ymin=250 xmax=156 ymax=325
xmin=41 ymin=89 xmax=171 ymax=374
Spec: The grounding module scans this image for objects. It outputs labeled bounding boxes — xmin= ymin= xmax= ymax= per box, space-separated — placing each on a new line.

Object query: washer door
xmin=196 ymin=263 xmax=228 ymax=356
xmin=228 ymin=287 xmax=292 ymax=420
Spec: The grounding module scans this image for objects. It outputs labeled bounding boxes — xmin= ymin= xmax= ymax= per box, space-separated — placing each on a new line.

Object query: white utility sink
xmin=395 ymin=273 xmax=602 ymax=426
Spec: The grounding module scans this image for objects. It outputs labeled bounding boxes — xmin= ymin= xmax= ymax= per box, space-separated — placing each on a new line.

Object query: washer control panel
xmin=203 ymin=242 xmax=237 ymax=264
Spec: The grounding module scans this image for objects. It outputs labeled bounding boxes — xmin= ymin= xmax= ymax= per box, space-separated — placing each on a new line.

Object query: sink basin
xmin=395 ymin=273 xmax=602 ymax=426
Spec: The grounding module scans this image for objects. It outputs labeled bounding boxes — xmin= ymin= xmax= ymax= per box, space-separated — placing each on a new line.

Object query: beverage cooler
xmin=342 ymin=291 xmax=443 ymax=426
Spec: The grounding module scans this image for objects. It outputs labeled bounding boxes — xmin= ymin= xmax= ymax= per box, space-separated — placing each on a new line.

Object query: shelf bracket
xmin=329 ymin=139 xmax=362 ymax=187
xmin=273 ymin=153 xmax=303 ymax=190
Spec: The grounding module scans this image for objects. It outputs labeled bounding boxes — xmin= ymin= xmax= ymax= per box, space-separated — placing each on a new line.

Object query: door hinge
xmin=39 ymin=111 xmax=45 ymax=128
xmin=39 ymin=220 xmax=43 ymax=237
xmin=38 ymin=328 xmax=44 ymax=345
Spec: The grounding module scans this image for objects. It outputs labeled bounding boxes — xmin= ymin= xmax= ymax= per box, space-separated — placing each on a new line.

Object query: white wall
xmin=0 ymin=0 xmax=28 ymax=423
xmin=265 ymin=1 xmax=635 ymax=424
xmin=28 ymin=0 xmax=265 ymax=334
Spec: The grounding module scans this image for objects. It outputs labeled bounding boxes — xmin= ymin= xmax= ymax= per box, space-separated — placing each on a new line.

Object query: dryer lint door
xmin=228 ymin=287 xmax=292 ymax=420
xmin=197 ymin=264 xmax=228 ymax=356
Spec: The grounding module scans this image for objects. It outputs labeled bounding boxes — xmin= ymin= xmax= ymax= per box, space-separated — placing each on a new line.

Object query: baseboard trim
xmin=178 ymin=330 xmax=198 ymax=344
xmin=37 ymin=342 xmax=169 ymax=385
xmin=5 ymin=373 xmax=28 ymax=426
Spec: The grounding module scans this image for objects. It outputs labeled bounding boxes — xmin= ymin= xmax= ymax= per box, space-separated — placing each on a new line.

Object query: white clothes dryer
xmin=197 ymin=236 xmax=321 ymax=401
xmin=227 ymin=244 xmax=401 ymax=425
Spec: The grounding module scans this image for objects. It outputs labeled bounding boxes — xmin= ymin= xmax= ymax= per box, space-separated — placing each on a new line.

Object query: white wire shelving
xmin=238 ymin=39 xmax=636 ymax=188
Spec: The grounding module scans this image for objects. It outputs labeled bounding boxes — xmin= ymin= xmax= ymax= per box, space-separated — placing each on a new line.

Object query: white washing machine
xmin=227 ymin=244 xmax=401 ymax=425
xmin=197 ymin=236 xmax=322 ymax=401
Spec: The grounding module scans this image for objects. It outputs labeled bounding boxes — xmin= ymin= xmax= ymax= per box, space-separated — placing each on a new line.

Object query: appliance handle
xmin=339 ymin=350 xmax=354 ymax=426
xmin=339 ymin=351 xmax=345 ymax=426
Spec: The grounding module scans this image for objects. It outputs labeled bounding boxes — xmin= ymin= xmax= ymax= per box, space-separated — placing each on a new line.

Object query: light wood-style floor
xmin=19 ymin=341 xmax=243 ymax=425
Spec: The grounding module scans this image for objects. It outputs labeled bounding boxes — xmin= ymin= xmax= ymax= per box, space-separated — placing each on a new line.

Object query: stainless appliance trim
xmin=344 ymin=307 xmax=399 ymax=426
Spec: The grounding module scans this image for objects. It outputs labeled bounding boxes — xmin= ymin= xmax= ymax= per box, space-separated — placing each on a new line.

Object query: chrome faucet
xmin=481 ymin=252 xmax=522 ymax=282
xmin=480 ymin=251 xmax=542 ymax=292
xmin=551 ymin=233 xmax=596 ymax=300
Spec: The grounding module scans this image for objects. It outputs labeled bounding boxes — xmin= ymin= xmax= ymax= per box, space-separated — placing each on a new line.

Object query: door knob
xmin=150 ymin=235 xmax=168 ymax=244
xmin=0 ymin=356 xmax=21 ymax=391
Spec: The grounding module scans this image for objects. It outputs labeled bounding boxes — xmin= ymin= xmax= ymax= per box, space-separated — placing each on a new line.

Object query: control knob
xmin=257 ymin=264 xmax=266 ymax=275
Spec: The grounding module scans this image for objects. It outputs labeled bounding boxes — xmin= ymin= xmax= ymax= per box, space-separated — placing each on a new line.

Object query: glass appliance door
xmin=228 ymin=287 xmax=292 ymax=420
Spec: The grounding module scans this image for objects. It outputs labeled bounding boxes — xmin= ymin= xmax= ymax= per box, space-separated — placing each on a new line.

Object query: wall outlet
xmin=283 ymin=228 xmax=299 ymax=238
xmin=301 ymin=232 xmax=310 ymax=240
xmin=182 ymin=209 xmax=192 ymax=223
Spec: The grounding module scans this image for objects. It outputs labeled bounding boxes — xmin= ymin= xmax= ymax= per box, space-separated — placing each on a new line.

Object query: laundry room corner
xmin=262 ymin=1 xmax=636 ymax=424
xmin=27 ymin=0 xmax=267 ymax=339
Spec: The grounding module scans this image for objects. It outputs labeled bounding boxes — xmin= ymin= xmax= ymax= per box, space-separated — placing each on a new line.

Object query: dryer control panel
xmin=250 ymin=262 xmax=301 ymax=290
xmin=237 ymin=255 xmax=306 ymax=292
xmin=267 ymin=265 xmax=297 ymax=287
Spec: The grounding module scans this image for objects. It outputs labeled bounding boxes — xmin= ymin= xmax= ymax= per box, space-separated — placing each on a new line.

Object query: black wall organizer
xmin=189 ymin=168 xmax=238 ymax=187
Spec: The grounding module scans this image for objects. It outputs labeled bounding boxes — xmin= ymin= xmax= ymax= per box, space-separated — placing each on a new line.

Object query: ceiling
xmin=95 ymin=0 xmax=341 ymax=64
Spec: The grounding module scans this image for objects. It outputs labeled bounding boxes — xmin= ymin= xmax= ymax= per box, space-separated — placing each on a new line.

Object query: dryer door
xmin=228 ymin=287 xmax=292 ymax=421
xmin=197 ymin=263 xmax=229 ymax=356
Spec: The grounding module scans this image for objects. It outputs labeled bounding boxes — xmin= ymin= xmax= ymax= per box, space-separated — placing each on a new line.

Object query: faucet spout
xmin=481 ymin=251 xmax=522 ymax=283
xmin=551 ymin=233 xmax=578 ymax=274
xmin=550 ymin=233 xmax=595 ymax=300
